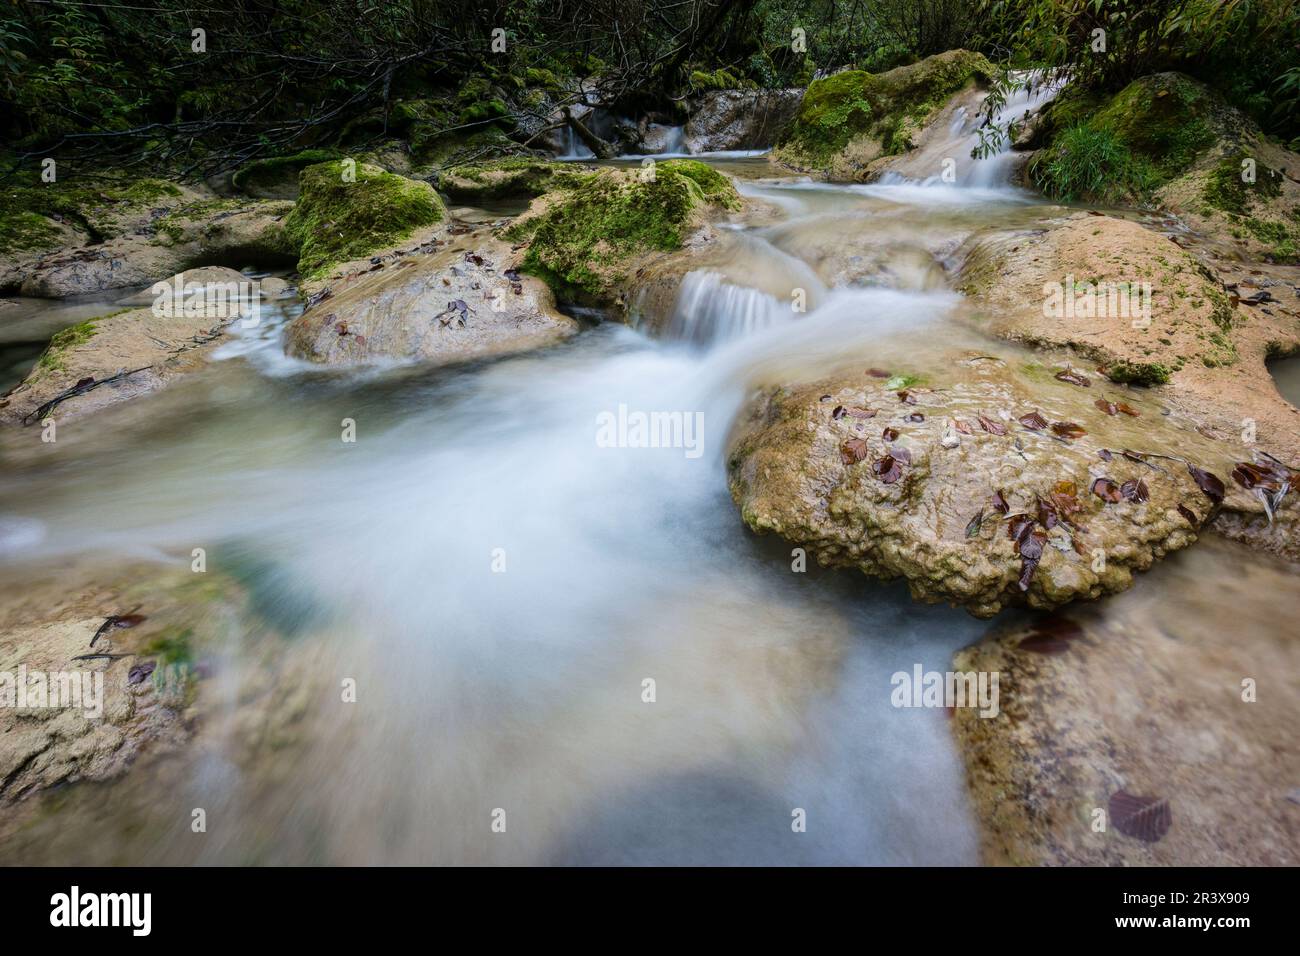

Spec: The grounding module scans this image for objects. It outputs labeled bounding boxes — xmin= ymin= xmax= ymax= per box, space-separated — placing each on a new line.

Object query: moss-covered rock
xmin=1030 ymin=72 xmax=1300 ymax=262
xmin=231 ymin=148 xmax=344 ymax=199
xmin=440 ymin=157 xmax=586 ymax=203
xmin=1031 ymin=73 xmax=1220 ymax=203
xmin=283 ymin=161 xmax=445 ymax=280
xmin=773 ymin=49 xmax=995 ymax=180
xmin=502 ymin=159 xmax=741 ymax=302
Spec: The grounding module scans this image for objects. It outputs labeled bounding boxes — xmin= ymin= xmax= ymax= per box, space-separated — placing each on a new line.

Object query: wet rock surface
xmin=956 ymin=211 xmax=1300 ymax=556
xmin=683 ymin=89 xmax=803 ymax=153
xmin=283 ymin=227 xmax=578 ymax=366
xmin=952 ymin=534 xmax=1300 ymax=865
xmin=15 ymin=199 xmax=293 ymax=299
xmin=1 ymin=266 xmax=260 ymax=425
xmin=727 ymin=349 xmax=1275 ymax=617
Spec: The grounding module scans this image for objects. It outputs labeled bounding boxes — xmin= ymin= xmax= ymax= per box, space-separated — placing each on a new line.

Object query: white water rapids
xmin=2 ymin=152 xmax=1067 ymax=864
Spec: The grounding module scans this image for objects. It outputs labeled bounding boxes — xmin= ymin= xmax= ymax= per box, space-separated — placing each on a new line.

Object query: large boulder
xmin=683 ymin=89 xmax=803 ymax=153
xmin=951 ymin=534 xmax=1300 ymax=865
xmin=956 ymin=212 xmax=1300 ymax=538
xmin=772 ymin=50 xmax=995 ymax=181
xmin=503 ymin=158 xmax=742 ymax=304
xmin=283 ymin=227 xmax=578 ymax=366
xmin=18 ymin=199 xmax=294 ymax=298
xmin=439 ymin=157 xmax=589 ymax=204
xmin=283 ymin=160 xmax=445 ymax=281
xmin=727 ymin=347 xmax=1284 ymax=617
xmin=231 ymin=148 xmax=344 ymax=199
xmin=1 ymin=267 xmax=260 ymax=425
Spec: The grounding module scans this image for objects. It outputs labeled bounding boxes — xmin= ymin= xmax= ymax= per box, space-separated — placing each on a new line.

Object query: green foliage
xmin=1031 ymin=125 xmax=1150 ymax=203
xmin=1032 ymin=74 xmax=1218 ymax=203
xmin=284 ymin=161 xmax=445 ymax=280
xmin=986 ymin=0 xmax=1300 ymax=141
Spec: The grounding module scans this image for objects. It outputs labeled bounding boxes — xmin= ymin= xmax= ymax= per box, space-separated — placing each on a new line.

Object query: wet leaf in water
xmin=832 ymin=405 xmax=846 ymax=420
xmin=872 ymin=455 xmax=903 ymax=483
xmin=898 ymin=390 xmax=917 ymax=405
xmin=1055 ymin=368 xmax=1091 ymax=387
xmin=1092 ymin=478 xmax=1123 ymax=503
xmin=1095 ymin=399 xmax=1119 ymax=416
xmin=866 ymin=368 xmax=891 ymax=378
xmin=1018 ymin=411 xmax=1048 ymax=430
xmin=976 ymin=415 xmax=1006 ymax=435
xmin=907 ymin=413 xmax=925 ymax=423
xmin=503 ymin=268 xmax=521 ymax=282
xmin=954 ymin=419 xmax=973 ymax=435
xmin=1186 ymin=464 xmax=1225 ymax=504
xmin=992 ymin=489 xmax=1010 ymax=514
xmin=1109 ymin=791 xmax=1172 ymax=842
xmin=1098 ymin=448 xmax=1114 ymax=461
xmin=1120 ymin=478 xmax=1150 ymax=503
xmin=1017 ymin=615 xmax=1083 ymax=653
xmin=882 ymin=427 xmax=899 ymax=441
xmin=1115 ymin=401 xmax=1140 ymax=417
xmin=75 ymin=376 xmax=95 ymax=388
xmin=965 ymin=509 xmax=985 ymax=539
xmin=845 ymin=406 xmax=877 ymax=419
xmin=1177 ymin=504 xmax=1199 ymax=525
xmin=891 ymin=447 xmax=912 ymax=464
xmin=1050 ymin=421 xmax=1086 ymax=440
xmin=840 ymin=438 xmax=869 ymax=465
xmin=127 ymin=660 xmax=157 ymax=686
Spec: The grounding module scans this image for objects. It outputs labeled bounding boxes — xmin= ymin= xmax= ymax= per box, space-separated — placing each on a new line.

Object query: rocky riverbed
xmin=2 ymin=50 xmax=1296 ymax=865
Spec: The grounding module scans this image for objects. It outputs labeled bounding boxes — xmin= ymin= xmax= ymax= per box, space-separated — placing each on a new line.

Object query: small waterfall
xmin=663 ymin=271 xmax=791 ymax=345
xmin=558 ymin=125 xmax=596 ymax=161
xmin=878 ymin=72 xmax=1062 ymax=189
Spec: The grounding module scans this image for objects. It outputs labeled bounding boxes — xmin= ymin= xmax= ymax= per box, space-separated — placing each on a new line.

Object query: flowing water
xmin=1 ymin=147 xmax=1294 ymax=864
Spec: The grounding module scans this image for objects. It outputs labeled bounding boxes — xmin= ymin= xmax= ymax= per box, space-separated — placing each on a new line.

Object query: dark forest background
xmin=2 ymin=0 xmax=1298 ymax=175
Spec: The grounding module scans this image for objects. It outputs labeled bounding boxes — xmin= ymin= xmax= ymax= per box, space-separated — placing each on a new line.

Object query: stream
xmin=1 ymin=146 xmax=1295 ymax=864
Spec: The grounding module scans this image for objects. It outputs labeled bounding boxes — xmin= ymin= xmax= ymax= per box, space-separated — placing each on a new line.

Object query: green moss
xmin=1201 ymin=152 xmax=1282 ymax=215
xmin=33 ymin=319 xmax=102 ymax=374
xmin=0 ymin=210 xmax=64 ymax=254
xmin=283 ymin=161 xmax=445 ymax=279
xmin=503 ymin=164 xmax=739 ymax=301
xmin=1105 ymin=360 xmax=1171 ymax=387
xmin=441 ymin=157 xmax=583 ymax=202
xmin=1034 ymin=73 xmax=1220 ymax=203
xmin=523 ymin=67 xmax=562 ymax=91
xmin=659 ymin=159 xmax=742 ymax=210
xmin=777 ymin=50 xmax=994 ymax=169
xmin=232 ymin=148 xmax=343 ymax=194
xmin=0 ymin=175 xmax=186 ymax=243
xmin=689 ymin=68 xmax=751 ymax=92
